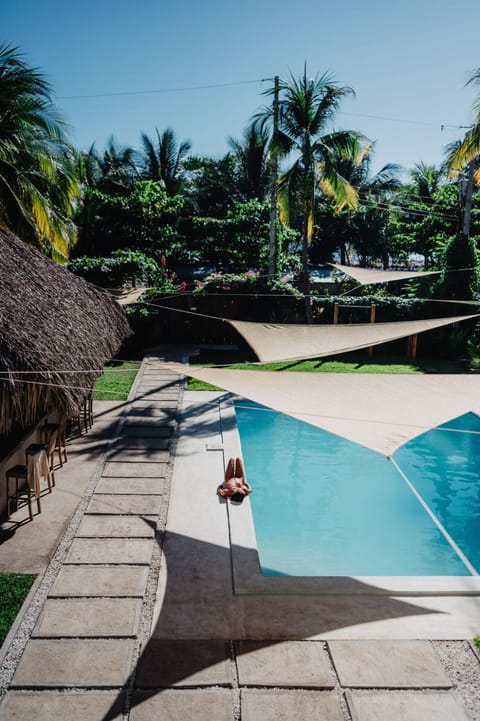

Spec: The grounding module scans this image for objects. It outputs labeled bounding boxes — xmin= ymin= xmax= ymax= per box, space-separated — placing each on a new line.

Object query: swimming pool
xmin=234 ymin=401 xmax=480 ymax=577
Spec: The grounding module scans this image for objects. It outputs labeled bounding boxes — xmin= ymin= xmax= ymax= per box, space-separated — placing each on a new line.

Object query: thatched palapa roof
xmin=0 ymin=230 xmax=132 ymax=435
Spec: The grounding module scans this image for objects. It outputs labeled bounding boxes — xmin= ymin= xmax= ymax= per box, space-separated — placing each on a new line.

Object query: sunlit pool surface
xmin=234 ymin=401 xmax=480 ymax=576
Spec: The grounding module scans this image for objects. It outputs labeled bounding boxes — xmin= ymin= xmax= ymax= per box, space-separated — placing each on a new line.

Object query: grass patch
xmin=187 ymin=350 xmax=465 ymax=390
xmin=93 ymin=361 xmax=141 ymax=401
xmin=0 ymin=573 xmax=36 ymax=645
xmin=474 ymin=637 xmax=480 ymax=648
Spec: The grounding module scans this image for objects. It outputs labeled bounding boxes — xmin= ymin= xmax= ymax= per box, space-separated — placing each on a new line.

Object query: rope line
xmin=390 ymin=456 xmax=478 ymax=575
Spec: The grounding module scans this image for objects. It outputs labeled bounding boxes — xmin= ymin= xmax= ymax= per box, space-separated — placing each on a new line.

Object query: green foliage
xmin=0 ymin=573 xmax=36 ymax=645
xmin=194 ymin=271 xmax=302 ymax=297
xmin=189 ymin=199 xmax=298 ymax=270
xmin=75 ymin=180 xmax=185 ymax=258
xmin=68 ymin=249 xmax=160 ymax=287
xmin=389 ymin=181 xmax=461 ymax=269
xmin=438 ymin=232 xmax=479 ymax=299
xmin=314 ymin=295 xmax=427 ymax=323
xmin=0 ymin=43 xmax=80 ymax=259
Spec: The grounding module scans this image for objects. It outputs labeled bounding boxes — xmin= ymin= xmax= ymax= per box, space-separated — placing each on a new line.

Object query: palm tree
xmin=228 ymin=122 xmax=271 ymax=201
xmin=321 ymin=149 xmax=401 ymax=265
xmin=96 ymin=137 xmax=138 ymax=193
xmin=256 ymin=67 xmax=368 ymax=320
xmin=140 ymin=127 xmax=191 ymax=195
xmin=447 ymin=68 xmax=480 ymax=236
xmin=0 ymin=43 xmax=80 ymax=260
xmin=447 ymin=68 xmax=480 ymax=184
xmin=410 ymin=161 xmax=444 ymax=203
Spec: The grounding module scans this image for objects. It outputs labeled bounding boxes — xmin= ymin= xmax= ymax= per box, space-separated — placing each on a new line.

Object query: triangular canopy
xmin=228 ymin=314 xmax=478 ymax=363
xmin=331 ymin=263 xmax=440 ymax=285
xmin=172 ymin=366 xmax=480 ymax=456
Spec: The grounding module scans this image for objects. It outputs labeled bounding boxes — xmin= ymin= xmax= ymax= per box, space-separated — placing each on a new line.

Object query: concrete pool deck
xmin=0 ymin=351 xmax=479 ymax=720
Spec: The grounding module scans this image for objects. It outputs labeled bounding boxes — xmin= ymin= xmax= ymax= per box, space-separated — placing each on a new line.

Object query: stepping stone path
xmin=0 ymin=353 xmax=478 ymax=720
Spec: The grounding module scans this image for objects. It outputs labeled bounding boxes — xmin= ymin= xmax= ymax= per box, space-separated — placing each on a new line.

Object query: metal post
xmin=410 ymin=333 xmax=418 ymax=360
xmin=268 ymin=75 xmax=280 ymax=278
xmin=333 ymin=302 xmax=339 ymax=325
xmin=368 ymin=303 xmax=376 ymax=358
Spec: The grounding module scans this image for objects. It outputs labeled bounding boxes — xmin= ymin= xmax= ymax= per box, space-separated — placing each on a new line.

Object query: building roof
xmin=0 ymin=230 xmax=132 ymax=435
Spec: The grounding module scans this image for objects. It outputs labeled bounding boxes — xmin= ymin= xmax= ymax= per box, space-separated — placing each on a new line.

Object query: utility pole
xmin=268 ymin=75 xmax=280 ymax=279
xmin=462 ymin=159 xmax=477 ymax=237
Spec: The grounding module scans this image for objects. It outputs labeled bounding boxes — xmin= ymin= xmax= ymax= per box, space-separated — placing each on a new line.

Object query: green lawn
xmin=0 ymin=573 xmax=36 ymax=645
xmin=187 ymin=350 xmax=465 ymax=390
xmin=93 ymin=361 xmax=141 ymax=400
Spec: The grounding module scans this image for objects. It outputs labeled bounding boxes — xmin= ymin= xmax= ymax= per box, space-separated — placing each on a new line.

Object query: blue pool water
xmin=234 ymin=401 xmax=480 ymax=576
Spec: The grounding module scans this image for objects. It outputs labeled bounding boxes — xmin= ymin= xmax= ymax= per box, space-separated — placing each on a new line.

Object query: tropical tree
xmin=390 ymin=164 xmax=459 ymax=269
xmin=312 ymin=149 xmax=400 ymax=266
xmin=228 ymin=122 xmax=271 ymax=201
xmin=446 ymin=68 xmax=480 ymax=238
xmin=94 ymin=137 xmax=138 ymax=193
xmin=256 ymin=67 xmax=369 ymax=320
xmin=447 ymin=68 xmax=480 ymax=186
xmin=0 ymin=43 xmax=80 ymax=260
xmin=140 ymin=127 xmax=191 ymax=196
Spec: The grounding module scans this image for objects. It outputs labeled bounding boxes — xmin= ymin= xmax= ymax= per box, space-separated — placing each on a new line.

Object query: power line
xmin=339 ymin=110 xmax=472 ymax=131
xmin=57 ymin=78 xmax=263 ymax=101
xmin=56 ymin=76 xmax=472 ymax=134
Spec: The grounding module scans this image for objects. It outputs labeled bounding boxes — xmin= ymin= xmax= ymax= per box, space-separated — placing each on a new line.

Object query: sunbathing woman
xmin=217 ymin=457 xmax=252 ymax=499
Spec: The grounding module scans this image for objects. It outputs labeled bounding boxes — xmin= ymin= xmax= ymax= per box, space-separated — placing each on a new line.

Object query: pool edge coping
xmin=219 ymin=396 xmax=480 ymax=598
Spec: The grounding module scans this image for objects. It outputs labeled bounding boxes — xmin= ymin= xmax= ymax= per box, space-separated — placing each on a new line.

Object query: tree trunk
xmin=301 ymin=211 xmax=312 ymax=324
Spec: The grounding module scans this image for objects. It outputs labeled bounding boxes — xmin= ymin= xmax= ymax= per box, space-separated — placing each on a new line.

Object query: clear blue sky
xmin=2 ymin=0 xmax=479 ymax=175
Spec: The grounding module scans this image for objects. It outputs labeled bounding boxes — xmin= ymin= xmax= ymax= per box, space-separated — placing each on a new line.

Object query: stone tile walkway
xmin=0 ymin=353 xmax=478 ymax=720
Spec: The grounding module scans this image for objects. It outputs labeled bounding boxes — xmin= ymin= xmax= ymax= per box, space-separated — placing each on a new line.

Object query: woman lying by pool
xmin=217 ymin=457 xmax=252 ymax=500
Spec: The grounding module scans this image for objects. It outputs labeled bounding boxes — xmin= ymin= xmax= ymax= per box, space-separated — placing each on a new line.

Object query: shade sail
xmin=331 ymin=263 xmax=439 ymax=285
xmin=170 ymin=365 xmax=480 ymax=456
xmin=228 ymin=314 xmax=478 ymax=363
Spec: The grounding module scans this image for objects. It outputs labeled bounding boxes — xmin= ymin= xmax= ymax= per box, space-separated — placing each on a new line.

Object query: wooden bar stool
xmin=40 ymin=421 xmax=66 ymax=468
xmin=85 ymin=389 xmax=94 ymax=430
xmin=25 ymin=444 xmax=54 ymax=491
xmin=5 ymin=465 xmax=41 ymax=521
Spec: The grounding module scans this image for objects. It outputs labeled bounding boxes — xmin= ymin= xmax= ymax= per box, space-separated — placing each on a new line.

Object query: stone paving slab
xmin=131 ymin=690 xmax=233 ymax=721
xmin=129 ymin=404 xmax=177 ymax=418
xmin=87 ymin=494 xmax=163 ymax=515
xmin=11 ymin=639 xmax=134 ymax=687
xmin=102 ymin=461 xmax=168 ymax=477
xmin=241 ymin=689 xmax=344 ymax=721
xmin=77 ymin=514 xmax=157 ymax=537
xmin=329 ymin=640 xmax=452 ymax=688
xmin=135 ymin=640 xmax=231 ymax=688
xmin=65 ymin=538 xmax=153 ymax=565
xmin=113 ymin=434 xmax=171 ymax=446
xmin=94 ymin=477 xmax=164 ymax=495
xmin=0 ymin=692 xmax=125 ymax=721
xmin=134 ymin=395 xmax=178 ymax=405
xmin=123 ymin=426 xmax=175 ymax=438
xmin=135 ymin=394 xmax=180 ymax=404
xmin=345 ymin=691 xmax=472 ymax=721
xmin=49 ymin=565 xmax=149 ymax=597
xmin=32 ymin=597 xmax=143 ymax=637
xmin=108 ymin=447 xmax=170 ymax=462
xmin=136 ymin=386 xmax=180 ymax=396
xmin=235 ymin=641 xmax=334 ymax=688
xmin=123 ymin=415 xmax=174 ymax=427
xmin=122 ymin=421 xmax=173 ymax=433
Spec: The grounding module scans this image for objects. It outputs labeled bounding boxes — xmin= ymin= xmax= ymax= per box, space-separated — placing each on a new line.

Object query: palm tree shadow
xmin=101 ymin=519 xmax=443 ymax=721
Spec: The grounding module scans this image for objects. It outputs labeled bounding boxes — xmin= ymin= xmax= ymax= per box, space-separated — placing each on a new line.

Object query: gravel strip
xmin=433 ymin=640 xmax=480 ymax=721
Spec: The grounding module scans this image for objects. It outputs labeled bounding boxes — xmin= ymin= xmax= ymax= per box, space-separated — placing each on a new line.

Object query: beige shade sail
xmin=170 ymin=365 xmax=480 ymax=456
xmin=228 ymin=314 xmax=478 ymax=363
xmin=331 ymin=263 xmax=440 ymax=285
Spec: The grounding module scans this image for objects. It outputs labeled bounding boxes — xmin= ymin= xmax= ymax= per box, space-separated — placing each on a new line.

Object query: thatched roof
xmin=0 ymin=230 xmax=132 ymax=435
